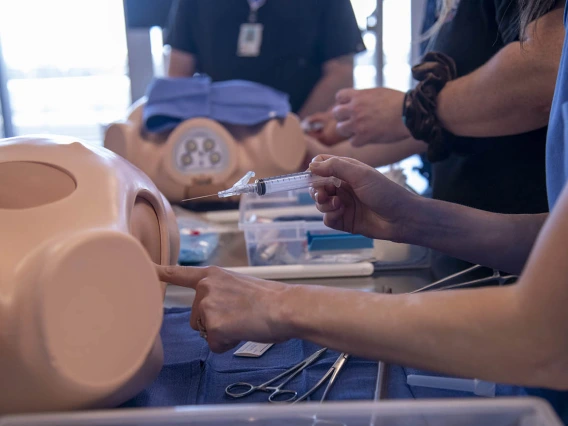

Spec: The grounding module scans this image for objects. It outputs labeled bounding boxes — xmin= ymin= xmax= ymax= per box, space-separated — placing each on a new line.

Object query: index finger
xmin=155 ymin=264 xmax=209 ymax=289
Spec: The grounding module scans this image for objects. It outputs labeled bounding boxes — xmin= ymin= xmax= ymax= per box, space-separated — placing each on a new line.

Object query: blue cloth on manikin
xmin=120 ymin=308 xmax=379 ymax=407
xmin=143 ymin=76 xmax=291 ymax=133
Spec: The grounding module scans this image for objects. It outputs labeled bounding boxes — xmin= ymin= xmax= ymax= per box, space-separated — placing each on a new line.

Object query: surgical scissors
xmin=293 ymin=352 xmax=349 ymax=403
xmin=225 ymin=347 xmax=327 ymax=403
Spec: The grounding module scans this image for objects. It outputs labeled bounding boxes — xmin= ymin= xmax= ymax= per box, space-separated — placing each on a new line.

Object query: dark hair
xmin=518 ymin=0 xmax=558 ymax=39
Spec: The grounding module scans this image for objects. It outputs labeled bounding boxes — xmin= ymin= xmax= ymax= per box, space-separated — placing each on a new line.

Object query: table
xmin=138 ymin=201 xmax=547 ymax=410
xmin=165 ymin=228 xmax=480 ymax=308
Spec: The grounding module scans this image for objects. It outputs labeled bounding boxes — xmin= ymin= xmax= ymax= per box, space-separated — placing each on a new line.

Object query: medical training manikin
xmin=0 ymin=136 xmax=180 ymax=414
xmin=104 ymin=77 xmax=307 ymax=203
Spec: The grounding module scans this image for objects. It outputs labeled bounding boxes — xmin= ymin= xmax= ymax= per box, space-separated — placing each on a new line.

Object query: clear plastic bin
xmin=238 ymin=190 xmax=430 ymax=269
xmin=0 ymin=398 xmax=562 ymax=426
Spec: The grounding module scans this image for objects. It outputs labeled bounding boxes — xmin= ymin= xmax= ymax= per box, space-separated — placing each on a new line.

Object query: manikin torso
xmin=104 ymin=100 xmax=307 ymax=203
xmin=0 ymin=136 xmax=179 ymax=414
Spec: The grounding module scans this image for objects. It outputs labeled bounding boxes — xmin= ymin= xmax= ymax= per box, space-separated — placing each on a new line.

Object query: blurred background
xmin=0 ymin=0 xmax=427 ymax=143
xmin=0 ymin=0 xmax=427 ymax=190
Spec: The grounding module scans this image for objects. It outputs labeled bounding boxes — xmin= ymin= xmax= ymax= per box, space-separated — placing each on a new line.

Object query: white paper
xmin=234 ymin=341 xmax=274 ymax=357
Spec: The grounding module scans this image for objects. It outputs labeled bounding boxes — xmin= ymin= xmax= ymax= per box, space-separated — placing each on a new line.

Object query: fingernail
xmin=332 ymin=198 xmax=341 ymax=209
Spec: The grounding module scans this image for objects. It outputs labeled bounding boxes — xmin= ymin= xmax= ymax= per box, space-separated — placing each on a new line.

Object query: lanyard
xmin=247 ymin=0 xmax=266 ymax=22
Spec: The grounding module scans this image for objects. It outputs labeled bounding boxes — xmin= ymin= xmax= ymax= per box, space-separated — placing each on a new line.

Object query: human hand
xmin=332 ymin=88 xmax=410 ymax=147
xmin=155 ymin=265 xmax=293 ymax=353
xmin=309 ymin=155 xmax=415 ymax=241
xmin=302 ymin=111 xmax=346 ymax=146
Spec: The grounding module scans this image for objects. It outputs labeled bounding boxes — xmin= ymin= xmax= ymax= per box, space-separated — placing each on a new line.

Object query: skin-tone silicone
xmin=104 ymin=101 xmax=307 ymax=203
xmin=0 ymin=136 xmax=179 ymax=414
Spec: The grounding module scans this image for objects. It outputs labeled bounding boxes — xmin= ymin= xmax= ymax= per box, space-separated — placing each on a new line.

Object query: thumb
xmin=305 ymin=112 xmax=327 ymax=122
xmin=155 ymin=264 xmax=208 ymax=289
xmin=309 ymin=156 xmax=375 ymax=188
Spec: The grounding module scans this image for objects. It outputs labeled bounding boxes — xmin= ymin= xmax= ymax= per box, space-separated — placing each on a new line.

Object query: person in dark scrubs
xmin=165 ymin=0 xmax=366 ymax=118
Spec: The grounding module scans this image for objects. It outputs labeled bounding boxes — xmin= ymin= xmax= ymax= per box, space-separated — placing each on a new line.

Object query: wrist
xmin=403 ymin=52 xmax=458 ymax=162
xmin=394 ymin=119 xmax=413 ymax=143
xmin=269 ymin=284 xmax=309 ymax=341
xmin=393 ymin=194 xmax=432 ymax=245
xmin=435 ymin=84 xmax=452 ymax=131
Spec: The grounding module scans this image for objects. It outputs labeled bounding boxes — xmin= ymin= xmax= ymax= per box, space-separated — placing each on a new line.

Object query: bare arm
xmin=333 ymin=2 xmax=565 ymax=146
xmin=437 ymin=2 xmax=565 ymax=136
xmin=308 ymin=155 xmax=547 ymax=275
xmin=401 ymin=198 xmax=548 ymax=275
xmin=167 ymin=48 xmax=197 ymax=77
xmin=157 ymin=187 xmax=568 ymax=388
xmin=306 ymin=135 xmax=427 ymax=167
xmin=283 ymin=241 xmax=567 ymax=390
xmin=298 ymin=55 xmax=355 ymax=119
xmin=278 ymin=186 xmax=568 ymax=390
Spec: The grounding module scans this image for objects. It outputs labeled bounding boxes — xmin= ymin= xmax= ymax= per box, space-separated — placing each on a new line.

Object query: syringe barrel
xmin=256 ymin=171 xmax=340 ymax=196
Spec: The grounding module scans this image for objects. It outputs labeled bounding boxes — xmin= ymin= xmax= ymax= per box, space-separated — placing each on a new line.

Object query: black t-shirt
xmin=166 ymin=0 xmax=365 ymax=113
xmin=427 ymin=0 xmax=549 ymax=214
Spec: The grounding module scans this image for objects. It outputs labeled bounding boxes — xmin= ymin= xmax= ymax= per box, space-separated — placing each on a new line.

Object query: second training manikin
xmin=0 ymin=136 xmax=180 ymax=414
xmin=104 ymin=100 xmax=307 ymax=203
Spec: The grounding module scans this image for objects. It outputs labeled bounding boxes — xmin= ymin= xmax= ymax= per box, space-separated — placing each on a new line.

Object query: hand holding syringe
xmin=182 ymin=171 xmax=341 ymax=202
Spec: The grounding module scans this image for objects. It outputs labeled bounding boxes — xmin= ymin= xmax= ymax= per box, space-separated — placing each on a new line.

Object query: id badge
xmin=237 ymin=23 xmax=263 ymax=57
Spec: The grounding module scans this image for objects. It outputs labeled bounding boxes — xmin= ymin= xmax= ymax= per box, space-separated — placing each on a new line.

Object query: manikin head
xmin=0 ymin=136 xmax=179 ymax=414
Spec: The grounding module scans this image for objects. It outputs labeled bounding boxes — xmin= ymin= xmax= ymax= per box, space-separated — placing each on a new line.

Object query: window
xmin=0 ymin=0 xmax=130 ymax=146
xmin=350 ymin=0 xmax=412 ymax=91
xmin=0 ymin=98 xmax=4 ymax=138
xmin=350 ymin=0 xmax=427 ymax=194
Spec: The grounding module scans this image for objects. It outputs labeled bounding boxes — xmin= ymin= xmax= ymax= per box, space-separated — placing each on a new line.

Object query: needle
xmin=181 ymin=194 xmax=219 ymax=202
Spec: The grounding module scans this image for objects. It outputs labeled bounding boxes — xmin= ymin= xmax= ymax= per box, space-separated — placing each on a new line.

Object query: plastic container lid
xmin=0 ymin=398 xmax=562 ymax=426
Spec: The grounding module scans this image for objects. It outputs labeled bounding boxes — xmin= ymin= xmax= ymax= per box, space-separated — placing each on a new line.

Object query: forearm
xmin=299 ymin=69 xmax=353 ymax=119
xmin=437 ymin=6 xmax=564 ymax=137
xmin=399 ymin=196 xmax=547 ymax=274
xmin=282 ymin=283 xmax=561 ymax=388
xmin=281 ymin=186 xmax=568 ymax=389
xmin=322 ymin=138 xmax=426 ymax=167
xmin=167 ymin=48 xmax=196 ymax=77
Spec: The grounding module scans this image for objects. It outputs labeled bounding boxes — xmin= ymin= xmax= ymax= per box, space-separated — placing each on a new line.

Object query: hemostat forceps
xmin=225 ymin=347 xmax=327 ymax=403
xmin=293 ymin=353 xmax=350 ymax=404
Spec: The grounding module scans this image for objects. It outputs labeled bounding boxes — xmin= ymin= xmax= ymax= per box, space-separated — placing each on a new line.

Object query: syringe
xmin=181 ymin=171 xmax=341 ymax=202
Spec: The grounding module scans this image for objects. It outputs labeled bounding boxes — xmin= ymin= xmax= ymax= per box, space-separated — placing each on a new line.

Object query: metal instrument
xmin=225 ymin=347 xmax=327 ymax=403
xmin=183 ymin=170 xmax=341 ymax=201
xmin=411 ymin=264 xmax=517 ymax=294
xmin=293 ymin=353 xmax=350 ymax=404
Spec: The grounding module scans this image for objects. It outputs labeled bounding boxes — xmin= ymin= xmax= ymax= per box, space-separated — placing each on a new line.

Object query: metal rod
xmin=374 ymin=286 xmax=392 ymax=401
xmin=0 ymin=34 xmax=14 ymax=138
xmin=181 ymin=194 xmax=218 ymax=202
xmin=410 ymin=264 xmax=484 ymax=294
xmin=375 ymin=0 xmax=384 ymax=87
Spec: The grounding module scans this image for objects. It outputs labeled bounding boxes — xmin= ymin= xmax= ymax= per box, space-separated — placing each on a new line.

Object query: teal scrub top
xmin=546 ymin=4 xmax=568 ymax=208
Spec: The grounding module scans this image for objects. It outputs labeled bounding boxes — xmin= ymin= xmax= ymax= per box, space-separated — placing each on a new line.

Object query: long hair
xmin=422 ymin=0 xmax=557 ymax=43
xmin=420 ymin=0 xmax=458 ymax=43
xmin=518 ymin=0 xmax=558 ymax=39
